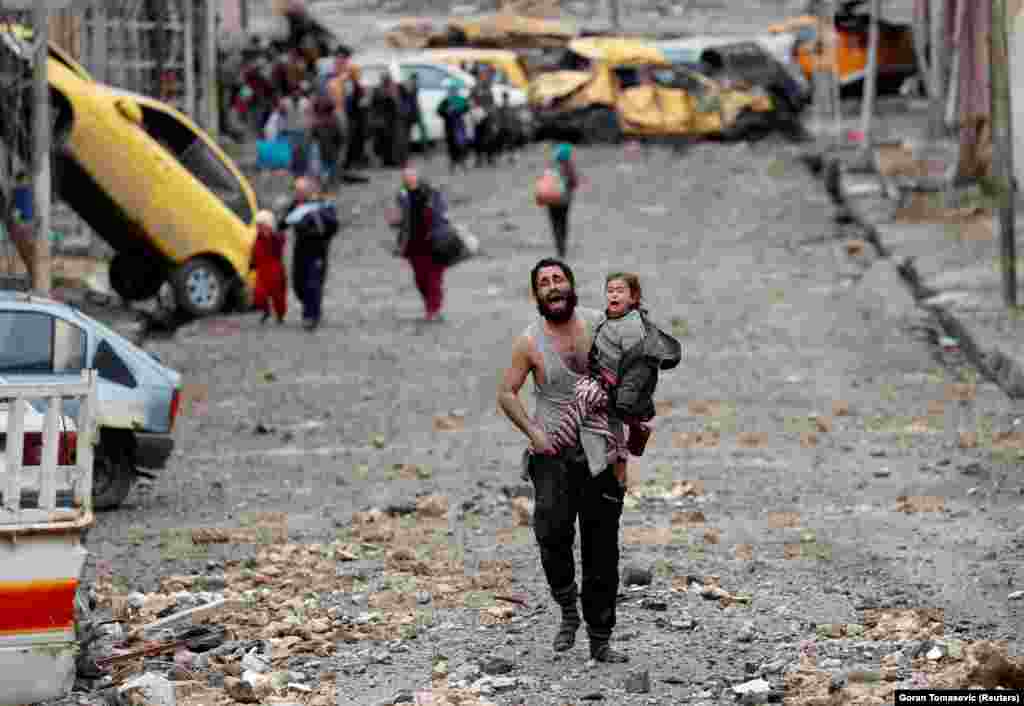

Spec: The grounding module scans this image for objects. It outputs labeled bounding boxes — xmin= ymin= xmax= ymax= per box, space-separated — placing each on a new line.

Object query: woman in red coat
xmin=251 ymin=210 xmax=288 ymax=323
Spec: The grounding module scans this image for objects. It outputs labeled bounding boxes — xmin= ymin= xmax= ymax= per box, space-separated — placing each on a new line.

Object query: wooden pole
xmin=992 ymin=0 xmax=1017 ymax=308
xmin=32 ymin=3 xmax=52 ymax=296
xmin=859 ymin=0 xmax=881 ymax=156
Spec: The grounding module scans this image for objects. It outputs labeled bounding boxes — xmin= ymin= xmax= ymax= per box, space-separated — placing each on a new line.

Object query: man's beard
xmin=536 ymin=288 xmax=578 ymax=323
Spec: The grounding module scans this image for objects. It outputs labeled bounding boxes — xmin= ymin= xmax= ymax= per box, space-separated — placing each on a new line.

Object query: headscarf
xmin=255 ymin=210 xmax=276 ymax=229
xmin=554 ymin=143 xmax=573 ymax=163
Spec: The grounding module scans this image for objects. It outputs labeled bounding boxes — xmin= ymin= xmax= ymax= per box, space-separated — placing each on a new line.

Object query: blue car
xmin=0 ymin=291 xmax=182 ymax=509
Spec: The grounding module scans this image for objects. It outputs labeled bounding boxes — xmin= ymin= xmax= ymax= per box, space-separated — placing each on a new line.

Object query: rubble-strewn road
xmin=70 ymin=136 xmax=1024 ymax=705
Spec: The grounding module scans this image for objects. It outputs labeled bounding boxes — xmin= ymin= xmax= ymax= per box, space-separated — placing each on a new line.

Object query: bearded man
xmin=497 ymin=258 xmax=629 ymax=663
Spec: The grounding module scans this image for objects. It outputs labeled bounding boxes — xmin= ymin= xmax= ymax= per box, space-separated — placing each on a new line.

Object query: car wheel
xmin=92 ymin=435 xmax=136 ymax=511
xmin=581 ymin=107 xmax=622 ymax=145
xmin=172 ymin=257 xmax=229 ymax=318
xmin=721 ymin=109 xmax=764 ymax=142
xmin=110 ymin=253 xmax=165 ymax=302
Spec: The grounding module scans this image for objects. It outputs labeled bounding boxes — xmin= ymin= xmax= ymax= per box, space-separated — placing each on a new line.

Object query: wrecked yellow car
xmin=527 ymin=37 xmax=780 ymax=142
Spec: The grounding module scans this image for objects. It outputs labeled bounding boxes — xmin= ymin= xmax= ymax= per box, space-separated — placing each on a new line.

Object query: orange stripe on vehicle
xmin=0 ymin=579 xmax=77 ymax=635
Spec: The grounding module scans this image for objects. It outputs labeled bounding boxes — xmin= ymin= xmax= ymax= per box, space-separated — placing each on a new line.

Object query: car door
xmin=399 ymin=64 xmax=458 ymax=142
xmin=614 ymin=65 xmax=665 ymax=135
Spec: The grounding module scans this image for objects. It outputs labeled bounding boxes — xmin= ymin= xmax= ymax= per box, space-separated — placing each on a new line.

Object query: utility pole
xmin=240 ymin=0 xmax=249 ymax=33
xmin=858 ymin=0 xmax=881 ymax=159
xmin=992 ymin=0 xmax=1017 ymax=308
xmin=609 ymin=0 xmax=621 ymax=32
xmin=203 ymin=0 xmax=218 ymax=137
xmin=184 ymin=0 xmax=196 ymax=121
xmin=32 ymin=3 xmax=52 ymax=296
xmin=928 ymin=0 xmax=946 ymax=140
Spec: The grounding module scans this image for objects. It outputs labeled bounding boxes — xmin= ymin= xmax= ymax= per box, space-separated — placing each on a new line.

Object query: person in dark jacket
xmin=370 ymin=73 xmax=411 ymax=167
xmin=404 ymin=73 xmax=430 ymax=154
xmin=342 ymin=62 xmax=368 ymax=170
xmin=281 ymin=177 xmax=337 ymax=330
xmin=390 ymin=166 xmax=450 ymax=322
xmin=437 ymin=81 xmax=471 ymax=174
xmin=548 ymin=143 xmax=580 ymax=259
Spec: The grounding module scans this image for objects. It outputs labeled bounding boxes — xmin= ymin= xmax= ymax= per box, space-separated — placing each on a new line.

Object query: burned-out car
xmin=528 ymin=38 xmax=781 ymax=143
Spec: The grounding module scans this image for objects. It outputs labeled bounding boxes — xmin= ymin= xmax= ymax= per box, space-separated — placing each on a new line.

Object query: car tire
xmin=92 ymin=434 xmax=136 ymax=511
xmin=172 ymin=257 xmax=230 ymax=318
xmin=581 ymin=107 xmax=622 ymax=145
xmin=110 ymin=253 xmax=165 ymax=302
xmin=721 ymin=109 xmax=764 ymax=142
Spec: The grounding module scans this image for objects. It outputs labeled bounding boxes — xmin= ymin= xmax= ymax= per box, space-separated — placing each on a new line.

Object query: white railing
xmin=0 ymin=370 xmax=97 ymax=528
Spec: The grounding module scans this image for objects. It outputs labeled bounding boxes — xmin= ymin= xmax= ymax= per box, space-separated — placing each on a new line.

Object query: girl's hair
xmin=606 ymin=272 xmax=642 ymax=307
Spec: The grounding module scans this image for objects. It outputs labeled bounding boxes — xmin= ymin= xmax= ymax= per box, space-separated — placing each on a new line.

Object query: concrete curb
xmin=805 ymin=151 xmax=1024 ymax=401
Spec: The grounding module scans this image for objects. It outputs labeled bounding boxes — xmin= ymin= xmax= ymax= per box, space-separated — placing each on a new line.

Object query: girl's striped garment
xmin=548 ymin=375 xmax=625 ymax=464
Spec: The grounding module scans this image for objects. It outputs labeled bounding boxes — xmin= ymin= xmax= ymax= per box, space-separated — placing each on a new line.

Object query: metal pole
xmin=609 ymin=0 xmax=620 ymax=31
xmin=184 ymin=0 xmax=195 ymax=120
xmin=992 ymin=0 xmax=1017 ymax=308
xmin=928 ymin=0 xmax=946 ymax=140
xmin=858 ymin=0 xmax=881 ymax=157
xmin=204 ymin=0 xmax=218 ymax=136
xmin=91 ymin=2 xmax=106 ymax=84
xmin=32 ymin=3 xmax=52 ymax=296
xmin=240 ymin=0 xmax=249 ymax=33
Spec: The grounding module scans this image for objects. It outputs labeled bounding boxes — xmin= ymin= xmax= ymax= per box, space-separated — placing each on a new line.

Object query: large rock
xmin=854 ymin=259 xmax=920 ymax=322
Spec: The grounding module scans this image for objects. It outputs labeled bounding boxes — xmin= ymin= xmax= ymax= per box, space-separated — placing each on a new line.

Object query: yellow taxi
xmin=7 ymin=38 xmax=259 ymax=316
xmin=527 ymin=37 xmax=778 ymax=142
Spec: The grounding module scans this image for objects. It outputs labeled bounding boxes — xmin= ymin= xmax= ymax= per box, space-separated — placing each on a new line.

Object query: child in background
xmin=251 ymin=210 xmax=288 ymax=324
xmin=545 ymin=272 xmax=654 ymax=487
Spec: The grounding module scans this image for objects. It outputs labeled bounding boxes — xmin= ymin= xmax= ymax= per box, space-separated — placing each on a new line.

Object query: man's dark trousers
xmin=292 ymin=240 xmax=328 ymax=323
xmin=528 ymin=449 xmax=625 ymax=643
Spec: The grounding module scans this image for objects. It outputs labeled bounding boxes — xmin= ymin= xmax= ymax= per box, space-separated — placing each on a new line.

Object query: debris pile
xmin=75 ymin=502 xmax=522 ymax=704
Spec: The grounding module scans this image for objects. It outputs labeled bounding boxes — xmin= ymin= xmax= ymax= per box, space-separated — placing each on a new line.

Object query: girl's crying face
xmin=606 ymin=278 xmax=638 ymax=317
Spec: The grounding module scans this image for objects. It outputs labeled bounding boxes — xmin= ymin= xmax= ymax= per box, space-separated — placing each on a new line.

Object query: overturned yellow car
xmin=527 ymin=37 xmax=781 ymax=142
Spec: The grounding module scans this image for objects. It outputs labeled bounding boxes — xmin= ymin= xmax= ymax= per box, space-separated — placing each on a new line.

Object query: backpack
xmin=588 ymin=309 xmax=682 ymax=421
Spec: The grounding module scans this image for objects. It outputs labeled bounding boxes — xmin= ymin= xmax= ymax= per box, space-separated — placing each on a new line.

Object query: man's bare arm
xmin=497 ymin=336 xmax=537 ymax=441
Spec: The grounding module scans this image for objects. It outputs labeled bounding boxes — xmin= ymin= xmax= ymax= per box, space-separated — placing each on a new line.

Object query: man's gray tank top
xmin=523 ymin=307 xmax=607 ymax=476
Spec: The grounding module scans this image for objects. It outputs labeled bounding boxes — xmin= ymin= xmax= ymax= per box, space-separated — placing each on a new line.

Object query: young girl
xmin=547 ymin=272 xmax=654 ymax=486
xmin=251 ymin=210 xmax=288 ymax=324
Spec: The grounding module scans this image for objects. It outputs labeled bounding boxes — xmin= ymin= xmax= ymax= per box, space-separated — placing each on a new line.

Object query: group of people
xmin=227 ymin=35 xmax=531 ymax=186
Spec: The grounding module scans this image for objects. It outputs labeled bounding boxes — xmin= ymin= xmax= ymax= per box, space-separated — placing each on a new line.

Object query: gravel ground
xmin=58 ymin=125 xmax=1024 ymax=706
xmin=36 ymin=3 xmax=1024 ymax=705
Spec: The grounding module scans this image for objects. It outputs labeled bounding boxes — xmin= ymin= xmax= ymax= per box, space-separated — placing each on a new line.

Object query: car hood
xmin=528 ymin=70 xmax=591 ymax=106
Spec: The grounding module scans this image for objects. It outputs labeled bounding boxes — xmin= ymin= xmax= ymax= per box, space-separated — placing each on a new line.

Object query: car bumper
xmin=134 ymin=433 xmax=174 ymax=469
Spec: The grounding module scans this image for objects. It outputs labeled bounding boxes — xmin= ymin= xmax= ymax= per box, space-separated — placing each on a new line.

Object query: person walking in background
xmin=342 ymin=62 xmax=369 ymax=171
xmin=251 ymin=210 xmax=288 ymax=324
xmin=390 ymin=166 xmax=451 ymax=322
xmin=437 ymin=80 xmax=470 ymax=174
xmin=281 ymin=177 xmax=340 ymax=330
xmin=404 ymin=72 xmax=430 ymax=155
xmin=548 ymin=143 xmax=579 ymax=259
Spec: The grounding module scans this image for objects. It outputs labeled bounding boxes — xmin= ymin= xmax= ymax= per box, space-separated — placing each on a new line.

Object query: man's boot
xmin=588 ymin=629 xmax=629 ymax=663
xmin=552 ymin=583 xmax=581 ymax=652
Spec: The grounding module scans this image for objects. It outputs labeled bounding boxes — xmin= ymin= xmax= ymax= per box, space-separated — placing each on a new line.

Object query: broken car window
xmin=139 ymin=106 xmax=253 ymax=225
